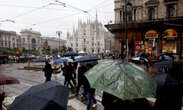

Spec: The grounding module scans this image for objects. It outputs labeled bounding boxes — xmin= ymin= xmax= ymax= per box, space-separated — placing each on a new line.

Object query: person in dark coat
xmin=66 ymin=62 xmax=76 ymax=89
xmin=102 ymin=92 xmax=152 ymax=110
xmin=61 ymin=62 xmax=68 ymax=86
xmin=124 ymin=99 xmax=152 ymax=110
xmin=154 ymin=62 xmax=183 ymax=110
xmin=75 ymin=63 xmax=87 ymax=96
xmin=102 ymin=92 xmax=123 ymax=110
xmin=71 ymin=56 xmax=78 ymax=77
xmin=43 ymin=61 xmax=53 ymax=82
xmin=0 ymin=92 xmax=5 ymax=110
xmin=83 ymin=64 xmax=97 ymax=110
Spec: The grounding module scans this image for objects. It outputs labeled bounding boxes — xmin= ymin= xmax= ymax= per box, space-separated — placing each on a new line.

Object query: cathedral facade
xmin=67 ymin=16 xmax=113 ymax=54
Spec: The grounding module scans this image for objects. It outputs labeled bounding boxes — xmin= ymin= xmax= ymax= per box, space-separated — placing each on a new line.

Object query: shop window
xmin=148 ymin=7 xmax=155 ymax=20
xmin=162 ymin=40 xmax=177 ymax=53
xmin=167 ymin=5 xmax=176 ymax=18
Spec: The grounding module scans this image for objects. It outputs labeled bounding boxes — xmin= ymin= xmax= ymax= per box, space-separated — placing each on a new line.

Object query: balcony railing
xmin=105 ymin=17 xmax=183 ymax=32
xmin=164 ymin=0 xmax=178 ymax=2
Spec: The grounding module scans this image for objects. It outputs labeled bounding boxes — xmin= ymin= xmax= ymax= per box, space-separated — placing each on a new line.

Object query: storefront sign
xmin=145 ymin=30 xmax=158 ymax=39
xmin=163 ymin=29 xmax=177 ymax=38
xmin=148 ymin=47 xmax=152 ymax=54
xmin=135 ymin=44 xmax=141 ymax=51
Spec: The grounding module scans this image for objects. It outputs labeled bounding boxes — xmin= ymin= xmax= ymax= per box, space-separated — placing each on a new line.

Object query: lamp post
xmin=56 ymin=31 xmax=62 ymax=53
xmin=123 ymin=0 xmax=132 ymax=61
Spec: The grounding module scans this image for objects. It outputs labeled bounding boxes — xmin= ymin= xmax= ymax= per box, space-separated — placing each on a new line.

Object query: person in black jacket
xmin=0 ymin=92 xmax=5 ymax=110
xmin=43 ymin=61 xmax=53 ymax=82
xmin=83 ymin=64 xmax=97 ymax=110
xmin=66 ymin=62 xmax=76 ymax=89
xmin=61 ymin=62 xmax=68 ymax=86
xmin=154 ymin=62 xmax=183 ymax=110
xmin=102 ymin=92 xmax=122 ymax=110
xmin=75 ymin=63 xmax=87 ymax=96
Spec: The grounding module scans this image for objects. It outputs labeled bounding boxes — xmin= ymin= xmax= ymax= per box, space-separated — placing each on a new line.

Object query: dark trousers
xmin=76 ymin=80 xmax=82 ymax=94
xmin=45 ymin=77 xmax=51 ymax=82
xmin=87 ymin=92 xmax=97 ymax=110
xmin=65 ymin=77 xmax=75 ymax=88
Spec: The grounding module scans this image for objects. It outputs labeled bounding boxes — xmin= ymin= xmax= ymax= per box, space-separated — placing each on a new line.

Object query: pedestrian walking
xmin=0 ymin=92 xmax=5 ymax=110
xmin=143 ymin=58 xmax=149 ymax=70
xmin=102 ymin=92 xmax=122 ymax=110
xmin=61 ymin=62 xmax=68 ymax=85
xmin=62 ymin=62 xmax=76 ymax=90
xmin=75 ymin=63 xmax=87 ymax=96
xmin=71 ymin=56 xmax=78 ymax=72
xmin=83 ymin=64 xmax=97 ymax=110
xmin=154 ymin=62 xmax=183 ymax=110
xmin=67 ymin=62 xmax=77 ymax=86
xmin=43 ymin=61 xmax=53 ymax=82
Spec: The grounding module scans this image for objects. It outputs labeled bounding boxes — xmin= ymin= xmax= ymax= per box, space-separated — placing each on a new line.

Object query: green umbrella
xmin=85 ymin=60 xmax=157 ymax=100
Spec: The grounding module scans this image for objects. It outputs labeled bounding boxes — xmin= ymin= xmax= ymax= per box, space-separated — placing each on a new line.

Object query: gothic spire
xmin=95 ymin=10 xmax=98 ymax=23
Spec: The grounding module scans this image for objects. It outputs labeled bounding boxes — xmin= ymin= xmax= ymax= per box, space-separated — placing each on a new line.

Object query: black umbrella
xmin=8 ymin=81 xmax=69 ymax=110
xmin=153 ymin=60 xmax=173 ymax=70
xmin=75 ymin=56 xmax=100 ymax=63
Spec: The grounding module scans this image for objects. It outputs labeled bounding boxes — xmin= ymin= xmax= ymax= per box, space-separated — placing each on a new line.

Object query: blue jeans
xmin=87 ymin=92 xmax=96 ymax=110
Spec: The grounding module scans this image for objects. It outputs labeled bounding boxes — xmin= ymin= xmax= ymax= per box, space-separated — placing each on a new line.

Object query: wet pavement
xmin=0 ymin=63 xmax=103 ymax=110
xmin=4 ymin=62 xmax=183 ymax=110
xmin=0 ymin=63 xmax=64 ymax=97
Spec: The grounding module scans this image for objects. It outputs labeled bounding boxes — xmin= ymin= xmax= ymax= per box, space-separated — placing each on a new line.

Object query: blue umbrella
xmin=75 ymin=56 xmax=100 ymax=63
xmin=64 ymin=51 xmax=78 ymax=57
xmin=53 ymin=58 xmax=73 ymax=64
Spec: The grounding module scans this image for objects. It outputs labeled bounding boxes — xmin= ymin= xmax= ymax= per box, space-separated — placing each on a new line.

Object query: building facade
xmin=42 ymin=37 xmax=66 ymax=50
xmin=20 ymin=29 xmax=42 ymax=51
xmin=106 ymin=0 xmax=183 ymax=59
xmin=0 ymin=30 xmax=19 ymax=49
xmin=67 ymin=17 xmax=114 ymax=54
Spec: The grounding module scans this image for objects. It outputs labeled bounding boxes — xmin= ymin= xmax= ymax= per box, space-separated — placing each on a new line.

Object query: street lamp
xmin=56 ymin=31 xmax=62 ymax=53
xmin=123 ymin=0 xmax=132 ymax=61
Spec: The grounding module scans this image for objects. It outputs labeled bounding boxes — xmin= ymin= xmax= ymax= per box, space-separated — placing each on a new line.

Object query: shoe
xmin=92 ymin=104 xmax=97 ymax=108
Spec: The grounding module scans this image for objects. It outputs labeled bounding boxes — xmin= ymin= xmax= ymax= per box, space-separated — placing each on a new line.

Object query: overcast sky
xmin=0 ymin=0 xmax=114 ymax=39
